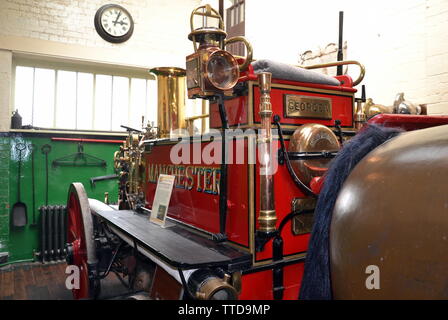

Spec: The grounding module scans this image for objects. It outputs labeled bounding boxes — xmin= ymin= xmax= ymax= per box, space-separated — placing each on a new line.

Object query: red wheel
xmin=66 ymin=183 xmax=99 ymax=299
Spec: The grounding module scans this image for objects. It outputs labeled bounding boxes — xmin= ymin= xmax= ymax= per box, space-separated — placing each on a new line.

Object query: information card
xmin=150 ymin=174 xmax=175 ymax=227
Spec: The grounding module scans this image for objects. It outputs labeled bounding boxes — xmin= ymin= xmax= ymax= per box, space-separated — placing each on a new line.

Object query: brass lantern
xmin=186 ymin=4 xmax=253 ymax=99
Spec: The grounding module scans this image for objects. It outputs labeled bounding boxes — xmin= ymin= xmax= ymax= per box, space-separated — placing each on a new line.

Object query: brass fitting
xmin=257 ymin=72 xmax=277 ymax=234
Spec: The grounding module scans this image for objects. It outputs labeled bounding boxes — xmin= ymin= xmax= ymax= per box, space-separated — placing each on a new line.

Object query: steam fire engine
xmin=65 ymin=5 xmax=448 ymax=300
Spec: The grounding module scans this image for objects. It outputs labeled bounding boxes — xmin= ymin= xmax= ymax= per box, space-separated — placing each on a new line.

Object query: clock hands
xmin=96 ymin=4 xmax=133 ymax=42
xmin=113 ymin=11 xmax=122 ymax=26
xmin=111 ymin=11 xmax=129 ymax=29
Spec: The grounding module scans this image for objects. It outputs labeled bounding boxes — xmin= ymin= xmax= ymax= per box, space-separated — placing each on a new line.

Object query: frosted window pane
xmin=55 ymin=70 xmax=76 ymax=129
xmin=234 ymin=7 xmax=238 ymax=26
xmin=240 ymin=3 xmax=244 ymax=23
xmin=146 ymin=79 xmax=157 ymax=127
xmin=33 ymin=68 xmax=55 ymax=128
xmin=94 ymin=75 xmax=112 ymax=131
xmin=14 ymin=66 xmax=34 ymax=126
xmin=77 ymin=73 xmax=94 ymax=130
xmin=111 ymin=76 xmax=129 ymax=131
xmin=129 ymin=78 xmax=146 ymax=130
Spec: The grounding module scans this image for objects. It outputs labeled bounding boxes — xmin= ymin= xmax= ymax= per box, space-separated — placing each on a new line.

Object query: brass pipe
xmin=298 ymin=60 xmax=365 ymax=86
xmin=240 ymin=58 xmax=366 ymax=87
xmin=185 ymin=114 xmax=209 ymax=122
xmin=201 ymin=99 xmax=208 ymax=133
xmin=185 ymin=113 xmax=209 ymax=135
xmin=185 ymin=100 xmax=209 ymax=135
xmin=257 ymin=72 xmax=277 ymax=233
xmin=354 ymin=99 xmax=366 ymax=131
xmin=224 ymin=36 xmax=254 ymax=72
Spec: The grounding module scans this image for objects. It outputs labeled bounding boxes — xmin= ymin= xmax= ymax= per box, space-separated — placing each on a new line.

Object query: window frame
xmin=12 ymin=52 xmax=156 ymax=133
xmin=226 ymin=0 xmax=245 ymax=56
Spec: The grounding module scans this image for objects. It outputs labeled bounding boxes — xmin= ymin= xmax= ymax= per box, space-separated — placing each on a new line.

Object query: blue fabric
xmin=252 ymin=59 xmax=341 ymax=86
xmin=299 ymin=124 xmax=402 ymax=300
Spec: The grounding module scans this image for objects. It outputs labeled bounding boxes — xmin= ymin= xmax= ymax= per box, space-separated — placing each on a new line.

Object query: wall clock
xmin=94 ymin=4 xmax=134 ymax=43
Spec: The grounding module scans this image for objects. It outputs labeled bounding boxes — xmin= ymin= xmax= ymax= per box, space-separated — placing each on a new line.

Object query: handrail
xmin=236 ymin=57 xmax=366 ymax=87
xmin=298 ymin=60 xmax=365 ymax=86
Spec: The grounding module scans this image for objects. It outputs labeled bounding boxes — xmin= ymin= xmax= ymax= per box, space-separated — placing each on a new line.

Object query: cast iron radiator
xmin=38 ymin=205 xmax=67 ymax=263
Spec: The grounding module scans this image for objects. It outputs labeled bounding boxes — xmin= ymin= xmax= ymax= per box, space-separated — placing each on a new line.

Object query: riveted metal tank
xmin=330 ymin=124 xmax=448 ymax=299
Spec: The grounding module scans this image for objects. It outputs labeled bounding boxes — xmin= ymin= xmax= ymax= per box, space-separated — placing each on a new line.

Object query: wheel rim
xmin=66 ymin=183 xmax=96 ymax=299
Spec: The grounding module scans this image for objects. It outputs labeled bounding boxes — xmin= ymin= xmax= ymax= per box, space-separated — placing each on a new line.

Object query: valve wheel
xmin=66 ymin=183 xmax=99 ymax=299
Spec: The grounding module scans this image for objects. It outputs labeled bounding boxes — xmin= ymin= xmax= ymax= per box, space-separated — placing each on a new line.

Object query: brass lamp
xmin=186 ymin=4 xmax=253 ymax=99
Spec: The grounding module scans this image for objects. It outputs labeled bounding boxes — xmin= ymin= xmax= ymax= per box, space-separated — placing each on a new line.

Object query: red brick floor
xmin=0 ymin=262 xmax=130 ymax=300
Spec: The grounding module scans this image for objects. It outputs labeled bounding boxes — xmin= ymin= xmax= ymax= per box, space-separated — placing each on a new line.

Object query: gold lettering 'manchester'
xmin=147 ymin=163 xmax=220 ymax=195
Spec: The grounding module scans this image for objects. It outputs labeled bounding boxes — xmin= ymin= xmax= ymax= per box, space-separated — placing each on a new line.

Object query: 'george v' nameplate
xmin=284 ymin=94 xmax=332 ymax=119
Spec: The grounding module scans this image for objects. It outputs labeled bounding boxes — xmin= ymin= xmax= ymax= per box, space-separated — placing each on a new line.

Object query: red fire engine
xmin=65 ymin=4 xmax=448 ymax=300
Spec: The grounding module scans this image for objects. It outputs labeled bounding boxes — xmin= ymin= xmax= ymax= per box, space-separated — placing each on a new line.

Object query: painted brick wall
xmin=0 ymin=50 xmax=12 ymax=132
xmin=246 ymin=0 xmax=448 ymax=115
xmin=0 ymin=0 xmax=201 ymax=131
xmin=2 ymin=1 xmax=447 ymax=116
xmin=350 ymin=0 xmax=448 ymax=115
xmin=0 ymin=137 xmax=10 ymax=257
xmin=0 ymin=0 xmax=201 ymax=65
xmin=0 ymin=0 xmax=204 ymax=262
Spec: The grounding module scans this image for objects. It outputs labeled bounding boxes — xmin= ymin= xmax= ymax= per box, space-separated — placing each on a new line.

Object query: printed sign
xmin=150 ymin=174 xmax=175 ymax=227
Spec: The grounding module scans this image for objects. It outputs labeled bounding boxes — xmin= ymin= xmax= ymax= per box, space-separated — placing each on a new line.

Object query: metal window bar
xmin=92 ymin=72 xmax=97 ymax=130
xmin=31 ymin=67 xmax=36 ymax=126
xmin=53 ymin=69 xmax=58 ymax=128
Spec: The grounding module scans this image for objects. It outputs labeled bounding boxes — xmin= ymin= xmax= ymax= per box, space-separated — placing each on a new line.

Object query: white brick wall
xmin=0 ymin=0 xmax=201 ymax=66
xmin=0 ymin=0 xmax=202 ymax=130
xmin=2 ymin=0 xmax=448 ymax=122
xmin=246 ymin=0 xmax=448 ymax=115
xmin=0 ymin=50 xmax=12 ymax=131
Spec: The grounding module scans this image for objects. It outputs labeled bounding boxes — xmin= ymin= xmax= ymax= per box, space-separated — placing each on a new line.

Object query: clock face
xmin=94 ymin=4 xmax=134 ymax=43
xmin=101 ymin=7 xmax=131 ymax=37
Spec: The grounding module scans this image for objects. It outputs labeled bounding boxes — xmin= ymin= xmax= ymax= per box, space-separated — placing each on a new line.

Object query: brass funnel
xmin=150 ymin=67 xmax=187 ymax=138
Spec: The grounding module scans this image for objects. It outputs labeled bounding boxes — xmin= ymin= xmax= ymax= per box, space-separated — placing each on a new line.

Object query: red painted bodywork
xmin=144 ymin=140 xmax=250 ymax=247
xmin=368 ymin=113 xmax=448 ymax=131
xmin=209 ymin=68 xmax=356 ymax=129
xmin=239 ymin=263 xmax=305 ymax=300
xmin=143 ymin=64 xmax=448 ymax=299
xmin=51 ymin=137 xmax=124 ymax=144
xmin=144 ymin=71 xmax=356 ymax=299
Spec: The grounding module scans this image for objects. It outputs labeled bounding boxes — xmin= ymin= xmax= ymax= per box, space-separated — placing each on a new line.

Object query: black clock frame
xmin=94 ymin=4 xmax=134 ymax=43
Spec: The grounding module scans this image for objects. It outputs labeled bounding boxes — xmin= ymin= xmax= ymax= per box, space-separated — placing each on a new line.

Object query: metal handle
xmin=190 ymin=4 xmax=223 ymax=31
xmin=190 ymin=4 xmax=224 ymax=52
xmin=224 ymin=36 xmax=253 ymax=72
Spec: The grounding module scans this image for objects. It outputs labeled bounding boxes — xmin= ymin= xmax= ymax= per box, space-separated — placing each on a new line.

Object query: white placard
xmin=150 ymin=174 xmax=175 ymax=227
